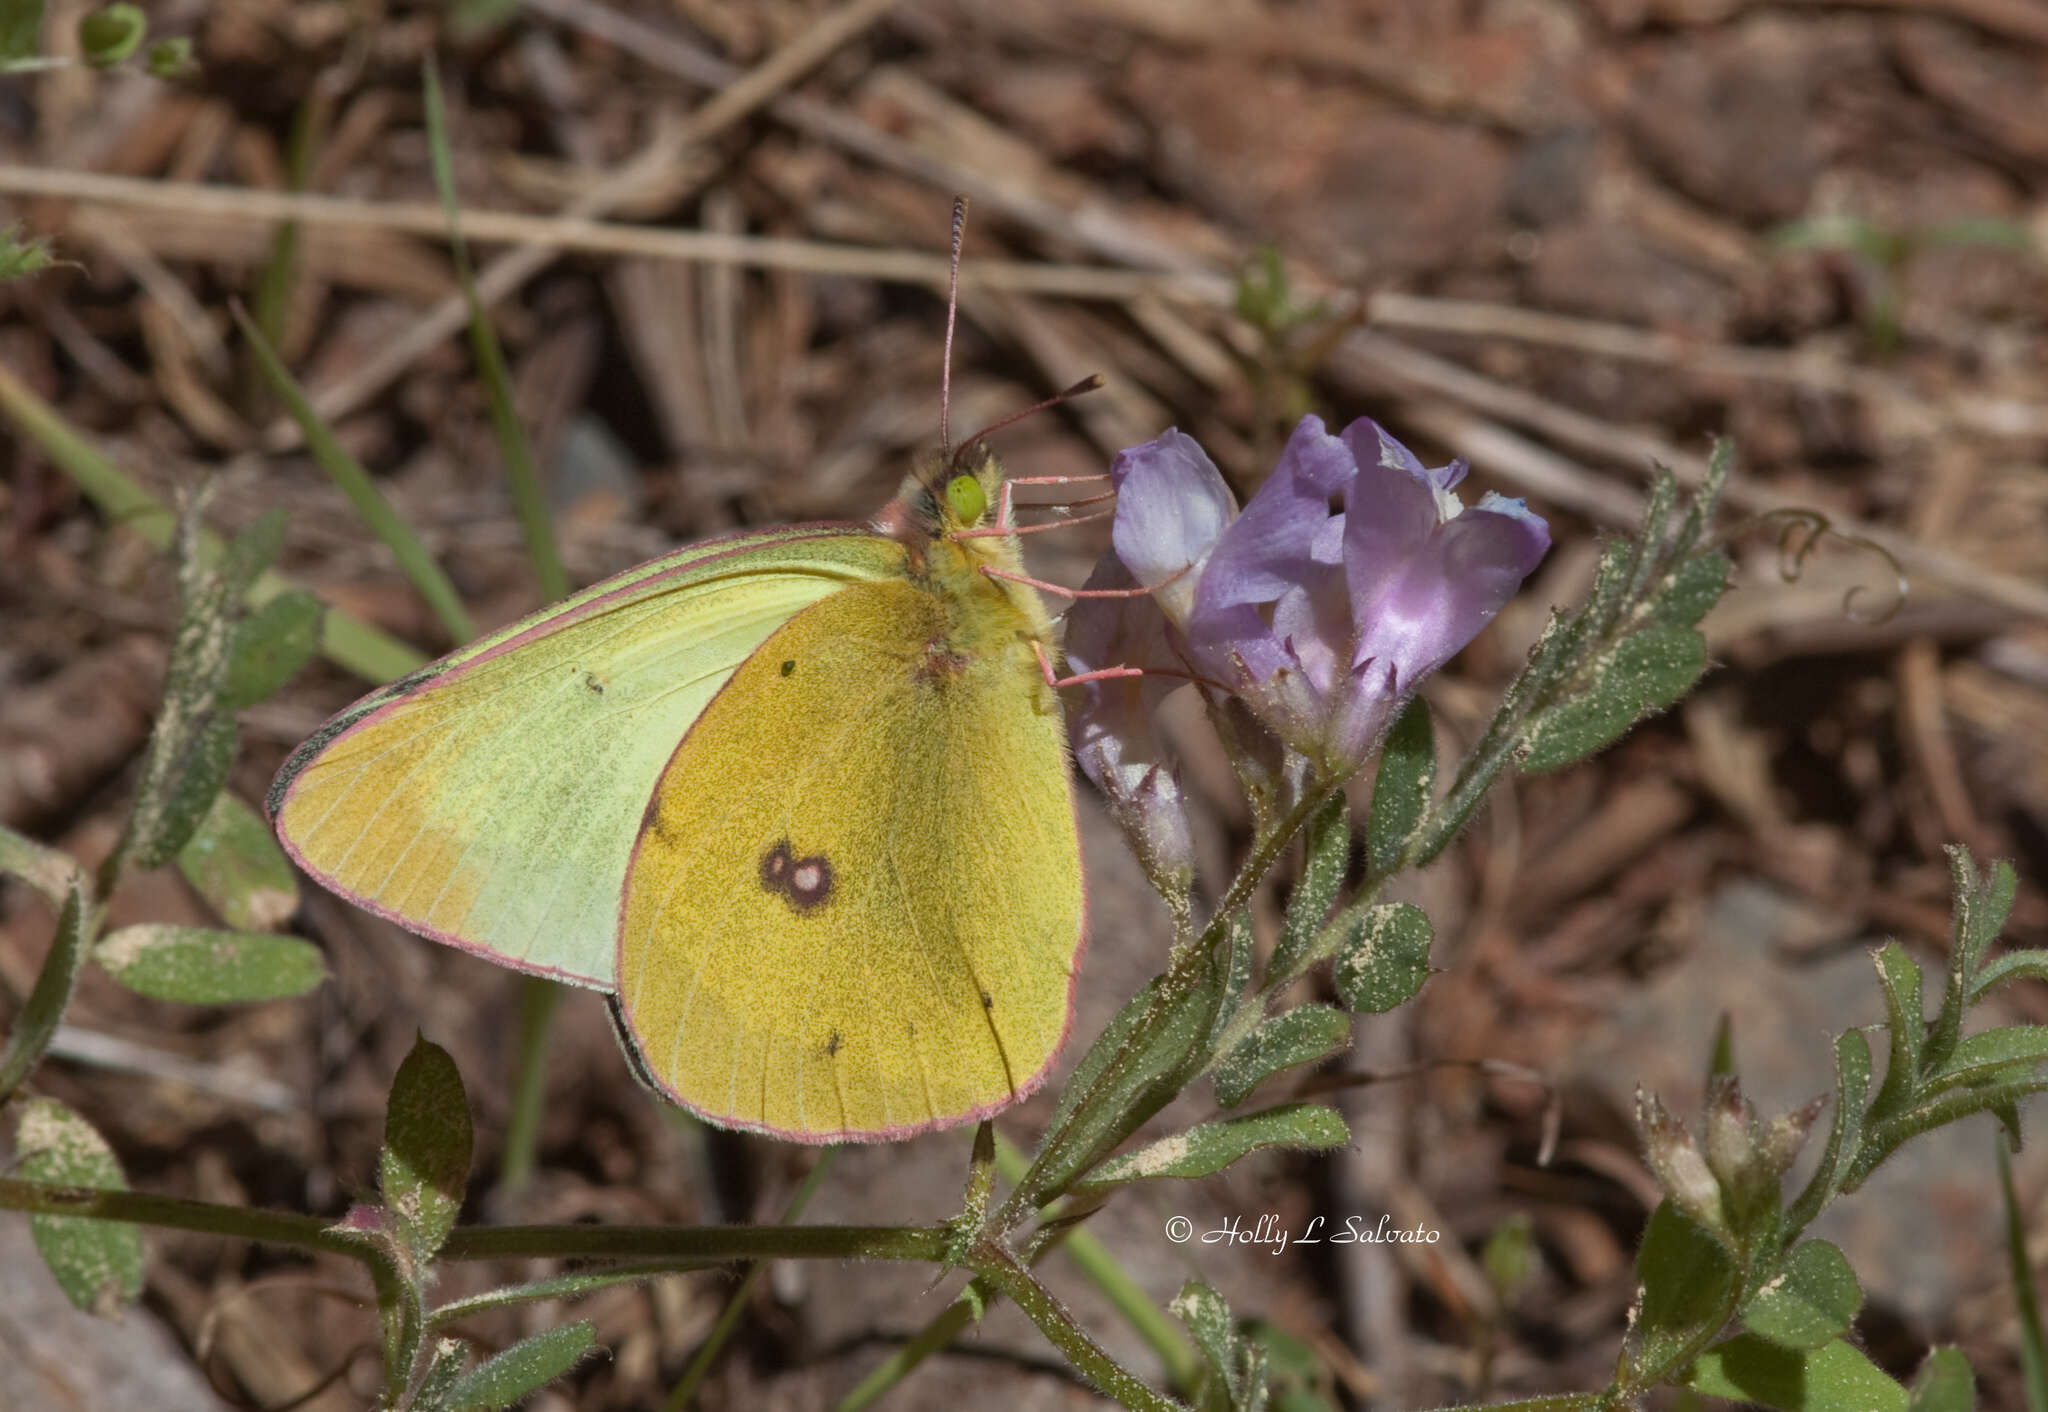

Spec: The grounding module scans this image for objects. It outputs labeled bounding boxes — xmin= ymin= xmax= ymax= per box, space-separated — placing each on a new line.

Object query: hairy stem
xmin=973 ymin=1243 xmax=1186 ymax=1412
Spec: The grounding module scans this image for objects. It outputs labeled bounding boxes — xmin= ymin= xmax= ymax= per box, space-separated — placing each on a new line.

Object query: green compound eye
xmin=945 ymin=474 xmax=987 ymax=524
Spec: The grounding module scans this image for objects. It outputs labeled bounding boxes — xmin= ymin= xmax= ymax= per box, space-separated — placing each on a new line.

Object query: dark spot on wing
xmin=780 ymin=659 xmax=796 ymax=676
xmin=980 ymin=991 xmax=994 ymax=1010
xmin=584 ymin=670 xmax=605 ymax=695
xmin=825 ymin=1031 xmax=842 ymax=1057
xmin=758 ymin=839 xmax=834 ymax=913
xmin=641 ymin=796 xmax=670 ymax=844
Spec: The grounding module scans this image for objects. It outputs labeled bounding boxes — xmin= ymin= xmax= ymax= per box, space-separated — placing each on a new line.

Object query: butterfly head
xmin=879 ymin=440 xmax=1006 ymax=544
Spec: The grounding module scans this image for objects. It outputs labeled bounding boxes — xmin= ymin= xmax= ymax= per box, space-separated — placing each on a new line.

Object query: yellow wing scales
xmin=272 ymin=535 xmax=905 ymax=985
xmin=619 ymin=571 xmax=1083 ymax=1141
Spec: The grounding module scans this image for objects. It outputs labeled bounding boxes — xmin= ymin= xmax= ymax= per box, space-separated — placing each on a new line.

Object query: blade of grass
xmin=233 ymin=302 xmax=477 ymax=644
xmin=421 ymin=56 xmax=568 ymax=606
xmin=2000 ymin=1142 xmax=2048 ymax=1412
xmin=664 ymin=1148 xmax=839 ymax=1410
xmin=494 ymin=977 xmax=560 ymax=1199
xmin=241 ymin=88 xmax=330 ymax=412
xmin=834 ymin=1296 xmax=979 ymax=1412
xmin=0 ymin=361 xmax=424 ymax=684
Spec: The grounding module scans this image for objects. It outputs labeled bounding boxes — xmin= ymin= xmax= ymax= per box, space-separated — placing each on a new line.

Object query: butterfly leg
xmin=1031 ymin=638 xmax=1145 ymax=690
xmin=979 ymin=562 xmax=1186 ymax=599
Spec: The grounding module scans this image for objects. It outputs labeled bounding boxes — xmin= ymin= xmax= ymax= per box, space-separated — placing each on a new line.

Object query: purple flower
xmin=1077 ymin=414 xmax=1550 ymax=777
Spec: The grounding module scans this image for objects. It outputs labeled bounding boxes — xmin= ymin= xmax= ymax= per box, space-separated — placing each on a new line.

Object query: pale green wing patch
xmin=271 ymin=528 xmax=904 ymax=986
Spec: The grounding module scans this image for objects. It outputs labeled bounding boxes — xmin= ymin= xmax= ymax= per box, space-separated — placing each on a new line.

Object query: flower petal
xmin=1194 ymin=414 xmax=1355 ymax=612
xmin=1348 ymin=491 xmax=1551 ymax=690
xmin=1109 ymin=428 xmax=1236 ymax=625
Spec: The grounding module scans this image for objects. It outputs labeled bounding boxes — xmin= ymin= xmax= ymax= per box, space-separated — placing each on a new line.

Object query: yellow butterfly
xmin=270 ymin=414 xmax=1087 ymax=1142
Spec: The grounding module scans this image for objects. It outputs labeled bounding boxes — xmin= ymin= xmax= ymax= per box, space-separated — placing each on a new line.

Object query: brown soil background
xmin=5 ymin=0 xmax=2048 ymax=1407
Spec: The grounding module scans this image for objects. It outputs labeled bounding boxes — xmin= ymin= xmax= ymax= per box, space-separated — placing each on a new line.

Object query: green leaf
xmin=0 ymin=875 xmax=92 ymax=1099
xmin=1330 ymin=903 xmax=1432 ymax=1014
xmin=220 ymin=589 xmax=322 ymax=709
xmin=1208 ymin=909 xmax=1256 ymax=1053
xmin=1685 ymin=1335 xmax=1909 ymax=1412
xmin=413 ymin=1337 xmax=471 ymax=1410
xmin=1968 ymin=952 xmax=2048 ymax=1007
xmin=1870 ymin=942 xmax=1927 ymax=1118
xmin=116 ymin=502 xmax=244 ymax=877
xmin=176 ymin=791 xmax=299 ymax=931
xmin=76 ymin=2 xmax=144 ymax=66
xmin=1957 ymin=851 xmax=2017 ymax=977
xmin=1627 ymin=470 xmax=1681 ymax=604
xmin=0 ymin=0 xmax=43 ymax=64
xmin=1633 ymin=1202 xmax=1738 ymax=1375
xmin=143 ymin=34 xmax=190 ymax=77
xmin=439 ymin=1320 xmax=596 ymax=1411
xmin=1909 ymin=1347 xmax=1975 ymax=1412
xmin=1851 ymin=1078 xmax=2048 ymax=1191
xmin=1653 ymin=551 xmax=1733 ymax=629
xmin=1245 ymin=1320 xmax=1336 ymax=1412
xmin=1075 ymin=1104 xmax=1348 ymax=1197
xmin=133 ymin=713 xmax=237 ymax=871
xmin=0 ymin=222 xmax=58 ymax=280
xmin=380 ymin=1035 xmax=473 ymax=1258
xmin=1172 ymin=1281 xmax=1246 ymax=1409
xmin=1922 ymin=1026 xmax=2048 ymax=1096
xmin=1520 ymin=624 xmax=1708 ymax=772
xmin=15 ymin=1098 xmax=144 ymax=1314
xmin=219 ymin=508 xmax=290 ymax=597
xmin=1788 ymin=1029 xmax=1871 ymax=1232
xmin=94 ymin=924 xmax=326 ymax=1004
xmin=1366 ymin=696 xmax=1433 ymax=879
xmin=1742 ymin=1240 xmax=1862 ymax=1350
xmin=1213 ymin=1005 xmax=1350 ymax=1108
xmin=1269 ymin=794 xmax=1349 ymax=986
xmin=0 ymin=822 xmax=81 ymax=907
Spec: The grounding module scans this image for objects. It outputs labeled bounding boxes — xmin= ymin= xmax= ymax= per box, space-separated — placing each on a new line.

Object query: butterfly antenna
xmin=940 ymin=196 xmax=968 ymax=462
xmin=961 ymin=374 xmax=1106 ymax=452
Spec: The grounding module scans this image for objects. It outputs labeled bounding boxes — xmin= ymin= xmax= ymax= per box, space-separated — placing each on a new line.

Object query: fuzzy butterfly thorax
xmin=874 ymin=440 xmax=1062 ymax=670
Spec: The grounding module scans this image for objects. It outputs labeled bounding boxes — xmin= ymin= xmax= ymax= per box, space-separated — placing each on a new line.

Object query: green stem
xmin=0 ymin=1178 xmax=948 ymax=1268
xmin=0 ymin=1178 xmax=376 ymax=1256
xmin=973 ymin=1243 xmax=1186 ymax=1412
xmin=494 ymin=977 xmax=562 ymax=1199
xmin=439 ymin=1222 xmax=950 ymax=1264
xmin=664 ymin=1147 xmax=838 ymax=1410
xmin=994 ymin=1136 xmax=1200 ymax=1392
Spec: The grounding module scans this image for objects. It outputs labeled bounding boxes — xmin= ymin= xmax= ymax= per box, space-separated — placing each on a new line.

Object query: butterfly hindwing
xmin=270 ymin=528 xmax=905 ymax=986
xmin=617 ymin=573 xmax=1084 ymax=1141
